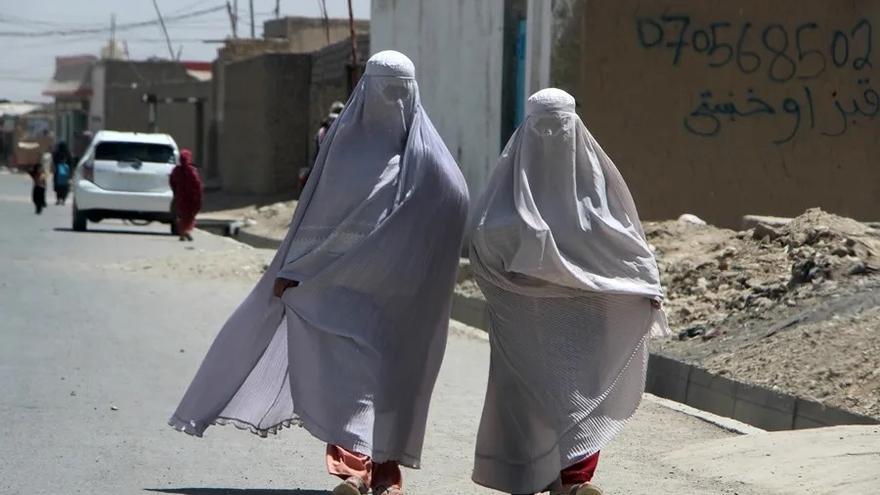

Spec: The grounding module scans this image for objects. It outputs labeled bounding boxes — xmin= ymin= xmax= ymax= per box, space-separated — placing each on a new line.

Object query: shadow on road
xmin=145 ymin=489 xmax=329 ymax=495
xmin=53 ymin=227 xmax=173 ymax=237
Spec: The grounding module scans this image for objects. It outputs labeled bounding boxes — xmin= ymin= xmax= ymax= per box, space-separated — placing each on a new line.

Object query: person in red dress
xmin=169 ymin=149 xmax=202 ymax=241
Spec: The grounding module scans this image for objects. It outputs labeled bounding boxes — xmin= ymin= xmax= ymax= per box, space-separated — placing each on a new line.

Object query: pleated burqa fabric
xmin=168 ymin=51 xmax=469 ymax=468
xmin=468 ymin=88 xmax=669 ymax=493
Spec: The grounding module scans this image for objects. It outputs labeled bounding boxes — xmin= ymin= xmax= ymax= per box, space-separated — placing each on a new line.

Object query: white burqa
xmin=469 ymin=89 xmax=669 ymax=493
xmin=169 ymin=51 xmax=469 ymax=468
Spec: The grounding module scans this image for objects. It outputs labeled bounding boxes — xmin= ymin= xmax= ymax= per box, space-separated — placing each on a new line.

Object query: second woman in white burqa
xmin=468 ymin=88 xmax=668 ymax=495
xmin=169 ymin=51 xmax=469 ymax=495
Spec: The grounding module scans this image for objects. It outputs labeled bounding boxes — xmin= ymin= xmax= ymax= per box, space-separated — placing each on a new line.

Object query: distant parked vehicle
xmin=72 ymin=130 xmax=179 ymax=233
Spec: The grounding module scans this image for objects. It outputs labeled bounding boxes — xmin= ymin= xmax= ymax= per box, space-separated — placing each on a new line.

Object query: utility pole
xmin=150 ymin=0 xmax=175 ymax=60
xmin=234 ymin=0 xmax=239 ymax=37
xmin=320 ymin=0 xmax=330 ymax=45
xmin=249 ymin=0 xmax=255 ymax=38
xmin=226 ymin=1 xmax=238 ymax=38
xmin=274 ymin=0 xmax=280 ymax=18
xmin=347 ymin=0 xmax=359 ymax=90
xmin=109 ymin=14 xmax=116 ymax=59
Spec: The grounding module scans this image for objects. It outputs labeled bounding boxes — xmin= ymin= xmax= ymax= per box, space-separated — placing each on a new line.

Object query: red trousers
xmin=326 ymin=444 xmax=403 ymax=490
xmin=513 ymin=452 xmax=600 ymax=495
xmin=560 ymin=451 xmax=600 ymax=485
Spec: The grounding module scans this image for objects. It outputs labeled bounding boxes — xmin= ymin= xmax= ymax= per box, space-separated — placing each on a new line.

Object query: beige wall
xmin=546 ymin=0 xmax=880 ymax=226
xmin=308 ymin=34 xmax=370 ymax=163
xmin=220 ymin=54 xmax=311 ymax=195
xmin=263 ymin=17 xmax=369 ymax=53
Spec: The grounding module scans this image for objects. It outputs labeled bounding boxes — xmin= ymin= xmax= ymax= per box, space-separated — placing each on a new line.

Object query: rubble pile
xmin=647 ymin=208 xmax=880 ymax=337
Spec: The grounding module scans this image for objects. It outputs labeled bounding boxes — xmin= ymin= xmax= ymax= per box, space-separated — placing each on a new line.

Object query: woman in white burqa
xmin=468 ymin=88 xmax=668 ymax=495
xmin=169 ymin=51 xmax=469 ymax=495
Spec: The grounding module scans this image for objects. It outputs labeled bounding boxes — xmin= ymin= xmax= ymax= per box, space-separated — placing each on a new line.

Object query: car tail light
xmin=82 ymin=160 xmax=94 ymax=182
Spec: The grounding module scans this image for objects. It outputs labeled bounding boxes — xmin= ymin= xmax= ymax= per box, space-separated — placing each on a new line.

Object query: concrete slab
xmin=665 ymin=425 xmax=880 ymax=495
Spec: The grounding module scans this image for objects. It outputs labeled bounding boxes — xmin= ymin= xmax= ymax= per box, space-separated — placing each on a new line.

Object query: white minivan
xmin=72 ymin=131 xmax=179 ymax=233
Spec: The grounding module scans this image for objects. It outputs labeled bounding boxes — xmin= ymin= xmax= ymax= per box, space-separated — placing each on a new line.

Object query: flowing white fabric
xmin=168 ymin=51 xmax=469 ymax=469
xmin=469 ymin=88 xmax=669 ymax=493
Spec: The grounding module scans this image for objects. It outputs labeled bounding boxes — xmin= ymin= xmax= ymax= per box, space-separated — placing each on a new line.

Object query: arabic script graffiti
xmin=685 ymin=80 xmax=879 ymax=143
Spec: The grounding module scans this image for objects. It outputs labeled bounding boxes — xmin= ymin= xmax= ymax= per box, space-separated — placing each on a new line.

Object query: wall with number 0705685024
xmin=550 ymin=0 xmax=878 ymax=227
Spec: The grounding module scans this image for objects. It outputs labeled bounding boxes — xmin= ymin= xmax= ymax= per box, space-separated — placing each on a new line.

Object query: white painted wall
xmin=371 ymin=0 xmax=505 ymax=197
xmin=524 ymin=0 xmax=552 ymax=97
xmin=88 ymin=63 xmax=105 ymax=132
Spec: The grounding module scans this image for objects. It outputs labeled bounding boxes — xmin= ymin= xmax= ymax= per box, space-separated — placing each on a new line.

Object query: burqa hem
xmin=169 ymin=407 xmax=421 ymax=469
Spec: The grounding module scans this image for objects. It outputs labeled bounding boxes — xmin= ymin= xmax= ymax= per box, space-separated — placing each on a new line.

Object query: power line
xmin=168 ymin=0 xmax=218 ymax=15
xmin=0 ymin=15 xmax=102 ymax=29
xmin=0 ymin=5 xmax=226 ymax=38
xmin=150 ymin=0 xmax=176 ymax=59
xmin=0 ymin=75 xmax=48 ymax=83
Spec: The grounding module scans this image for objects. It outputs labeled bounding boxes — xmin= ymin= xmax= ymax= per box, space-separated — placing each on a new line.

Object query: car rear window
xmin=95 ymin=141 xmax=175 ymax=163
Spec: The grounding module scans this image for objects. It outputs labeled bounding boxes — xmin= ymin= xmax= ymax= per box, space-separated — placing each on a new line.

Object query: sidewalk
xmin=447 ymin=322 xmax=880 ymax=495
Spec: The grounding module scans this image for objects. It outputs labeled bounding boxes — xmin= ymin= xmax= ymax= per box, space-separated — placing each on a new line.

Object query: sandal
xmin=332 ymin=476 xmax=368 ymax=495
xmin=374 ymin=486 xmax=404 ymax=495
xmin=553 ymin=482 xmax=604 ymax=495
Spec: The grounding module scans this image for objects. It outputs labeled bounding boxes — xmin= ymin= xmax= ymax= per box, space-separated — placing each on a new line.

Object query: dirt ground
xmin=646 ymin=208 xmax=880 ymax=419
xmin=108 ymin=243 xmax=275 ymax=283
xmin=457 ymin=209 xmax=880 ymax=420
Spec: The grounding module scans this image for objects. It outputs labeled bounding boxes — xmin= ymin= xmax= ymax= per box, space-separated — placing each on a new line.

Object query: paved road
xmin=0 ymin=171 xmax=765 ymax=494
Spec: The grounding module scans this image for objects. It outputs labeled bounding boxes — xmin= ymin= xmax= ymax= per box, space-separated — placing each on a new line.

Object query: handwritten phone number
xmin=636 ymin=15 xmax=873 ymax=82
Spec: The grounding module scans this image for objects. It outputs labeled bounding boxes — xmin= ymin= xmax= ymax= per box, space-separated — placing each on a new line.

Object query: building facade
xmin=373 ymin=0 xmax=880 ymax=226
xmin=89 ymin=59 xmax=211 ymax=166
xmin=43 ymin=55 xmax=96 ymax=160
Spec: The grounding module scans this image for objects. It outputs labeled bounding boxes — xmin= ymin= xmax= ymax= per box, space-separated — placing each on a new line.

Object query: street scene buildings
xmin=1 ymin=1 xmax=878 ymax=494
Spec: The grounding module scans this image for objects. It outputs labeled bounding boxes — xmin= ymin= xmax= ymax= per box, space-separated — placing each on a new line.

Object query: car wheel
xmin=72 ymin=203 xmax=87 ymax=232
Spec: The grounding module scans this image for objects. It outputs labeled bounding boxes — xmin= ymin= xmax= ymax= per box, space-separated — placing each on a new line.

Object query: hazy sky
xmin=0 ymin=0 xmax=371 ymax=102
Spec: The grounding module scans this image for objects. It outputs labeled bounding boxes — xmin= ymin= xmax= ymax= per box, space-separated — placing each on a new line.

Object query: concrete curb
xmin=194 ymin=217 xmax=284 ymax=250
xmin=234 ymin=229 xmax=283 ymax=249
xmin=194 ymin=218 xmax=239 ymax=236
xmin=450 ymin=293 xmax=879 ymax=432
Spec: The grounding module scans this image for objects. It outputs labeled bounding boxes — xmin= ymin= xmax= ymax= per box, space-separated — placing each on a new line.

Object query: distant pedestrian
xmin=315 ymin=101 xmax=344 ymax=154
xmin=468 ymin=89 xmax=669 ymax=495
xmin=169 ymin=149 xmax=202 ymax=242
xmin=302 ymin=101 xmax=345 ymax=189
xmin=168 ymin=51 xmax=468 ymax=495
xmin=29 ymin=163 xmax=47 ymax=215
xmin=52 ymin=141 xmax=73 ymax=205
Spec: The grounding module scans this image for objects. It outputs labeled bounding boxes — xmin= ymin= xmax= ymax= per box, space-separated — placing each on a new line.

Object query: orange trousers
xmin=326 ymin=444 xmax=403 ymax=490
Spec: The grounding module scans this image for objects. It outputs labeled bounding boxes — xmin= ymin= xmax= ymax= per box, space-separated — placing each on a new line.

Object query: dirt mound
xmin=647 ymin=208 xmax=880 ymax=336
xmin=648 ymin=208 xmax=880 ymax=419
